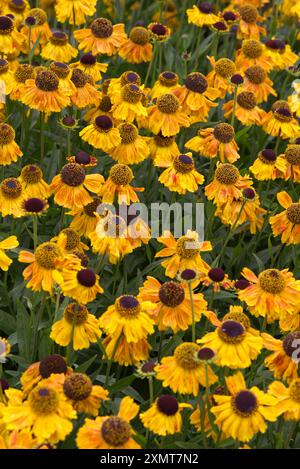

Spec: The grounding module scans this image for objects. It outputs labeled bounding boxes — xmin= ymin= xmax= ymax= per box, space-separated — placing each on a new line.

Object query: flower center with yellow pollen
xmin=83 ymin=197 xmax=101 ymax=217
xmin=157 ymin=93 xmax=180 ymax=114
xmin=286 ymin=204 xmax=300 ymax=224
xmin=121 ymin=84 xmax=142 ymax=103
xmin=118 ymin=123 xmax=138 ymax=144
xmin=36 ymin=70 xmax=59 ymax=92
xmin=91 ymin=18 xmax=113 ymax=38
xmin=259 ymin=149 xmax=277 ymax=165
xmin=245 ymin=65 xmax=266 ymax=84
xmin=1 ymin=178 xmax=22 ymax=199
xmin=14 ymin=64 xmax=34 ymax=83
xmin=159 ymin=71 xmax=178 ymax=87
xmin=9 ymin=0 xmax=27 ymax=13
xmin=0 ymin=59 xmax=9 ymax=74
xmin=101 ymin=416 xmax=131 ymax=446
xmin=110 ymin=164 xmax=133 ymax=186
xmin=98 ymin=95 xmax=112 ymax=113
xmin=29 ymin=386 xmax=59 ymax=415
xmin=258 ymin=269 xmax=285 ymax=294
xmin=120 ymin=71 xmax=141 ymax=88
xmin=71 ymin=68 xmax=88 ymax=88
xmin=0 ymin=16 xmax=14 ymax=34
xmin=129 ymin=26 xmax=150 ymax=45
xmin=60 ymin=163 xmax=85 ymax=187
xmin=272 ymin=100 xmax=290 ymax=112
xmin=215 ymin=58 xmax=236 ymax=78
xmin=154 ymin=134 xmax=175 ymax=147
xmin=29 ymin=8 xmax=47 ymax=25
xmin=173 ymin=154 xmax=194 ymax=173
xmin=50 ymin=62 xmax=70 ymax=79
xmin=115 ymin=295 xmax=141 ymax=318
xmin=237 ymin=91 xmax=256 ymax=110
xmin=239 ymin=4 xmax=258 ymax=23
xmin=176 ymin=235 xmax=200 ymax=259
xmin=35 ymin=242 xmax=61 ymax=269
xmin=21 ymin=164 xmax=43 ymax=184
xmin=285 ymin=145 xmax=300 ymax=165
xmin=289 ymin=379 xmax=300 ymax=402
xmin=159 ymin=281 xmax=185 ymax=307
xmin=223 ymin=311 xmax=250 ymax=330
xmin=215 ymin=163 xmax=240 ymax=185
xmin=0 ymin=123 xmax=15 ymax=145
xmin=218 ymin=320 xmax=246 ymax=343
xmin=283 ymin=331 xmax=300 ymax=358
xmin=64 ymin=303 xmax=88 ymax=324
xmin=95 ymin=115 xmax=113 ymax=133
xmin=213 ymin=123 xmax=234 ymax=144
xmin=185 ymin=72 xmax=207 ymax=94
xmin=60 ymin=228 xmax=81 ymax=250
xmin=39 ymin=354 xmax=67 ymax=378
xmin=232 ymin=390 xmax=258 ymax=417
xmin=242 ymin=39 xmax=263 ymax=58
xmin=63 ymin=373 xmax=92 ymax=400
xmin=50 ymin=31 xmax=68 ymax=45
xmin=174 ymin=343 xmax=200 ymax=370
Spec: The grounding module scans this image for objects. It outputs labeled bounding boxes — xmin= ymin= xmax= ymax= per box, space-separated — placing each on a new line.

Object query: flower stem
xmin=144 ymin=41 xmax=158 ymax=88
xmin=188 ymin=282 xmax=196 ymax=342
xmin=231 ymin=84 xmax=238 ymax=127
xmin=40 ymin=111 xmax=45 ymax=162
xmin=32 ymin=216 xmax=38 ymax=250
xmin=105 ymin=334 xmax=122 ymax=386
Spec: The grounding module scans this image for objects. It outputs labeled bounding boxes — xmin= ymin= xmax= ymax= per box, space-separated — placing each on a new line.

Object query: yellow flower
xmin=76 ymin=396 xmax=140 ymax=449
xmin=0 ymin=177 xmax=24 ymax=217
xmin=223 ymin=90 xmax=266 ymax=126
xmin=155 ymin=342 xmax=217 ymax=396
xmin=270 ymin=191 xmax=300 ymax=245
xmin=80 ymin=115 xmax=121 ymax=152
xmin=151 ymin=71 xmax=179 ymax=99
xmin=0 ymin=235 xmax=18 ymax=271
xmin=50 ymin=163 xmax=103 ymax=210
xmin=281 ymin=144 xmax=300 ymax=183
xmin=20 ymin=8 xmax=51 ymax=49
xmin=140 ymin=395 xmax=191 ymax=436
xmin=51 ymin=303 xmax=101 ymax=350
xmin=0 ymin=15 xmax=24 ymax=55
xmin=211 ymin=372 xmax=278 ymax=442
xmin=265 ymin=39 xmax=298 ymax=70
xmin=57 ymin=266 xmax=103 ymax=304
xmin=69 ymin=68 xmax=100 ymax=109
xmin=69 ymin=196 xmax=102 ymax=238
xmin=18 ymin=164 xmax=51 ymax=198
xmin=0 ymin=59 xmax=14 ymax=94
xmin=62 ymin=372 xmax=108 ymax=416
xmin=187 ymin=3 xmax=219 ymax=27
xmin=268 ymin=379 xmax=300 ymax=421
xmin=148 ymin=93 xmax=190 ymax=137
xmin=173 ymin=72 xmax=219 ymax=123
xmin=8 ymin=63 xmax=35 ymax=101
xmin=18 ymin=242 xmax=69 ymax=294
xmin=198 ymin=319 xmax=262 ymax=369
xmin=55 ymin=0 xmax=96 ymax=26
xmin=139 ymin=276 xmax=208 ymax=332
xmin=159 ymin=153 xmax=204 ymax=194
xmin=237 ymin=4 xmax=266 ymax=40
xmin=206 ymin=56 xmax=236 ymax=99
xmin=262 ymin=332 xmax=300 ymax=383
xmin=150 ymin=134 xmax=180 ymax=167
xmin=243 ymin=65 xmax=276 ymax=103
xmin=74 ymin=17 xmax=127 ymax=56
xmin=41 ymin=31 xmax=78 ymax=62
xmin=1 ymin=374 xmax=76 ymax=444
xmin=119 ymin=26 xmax=152 ymax=64
xmin=99 ymin=295 xmax=156 ymax=343
xmin=71 ymin=54 xmax=108 ymax=82
xmin=111 ymin=84 xmax=147 ymax=123
xmin=185 ymin=123 xmax=239 ymax=163
xmin=109 ymin=123 xmax=150 ymax=164
xmin=235 ymin=39 xmax=273 ymax=72
xmin=155 ymin=230 xmax=212 ymax=278
xmin=103 ymin=334 xmax=151 ymax=366
xmin=20 ymin=69 xmax=71 ymax=113
xmin=99 ymin=164 xmax=144 ymax=205
xmin=249 ymin=149 xmax=286 ymax=180
xmin=238 ymin=267 xmax=300 ymax=322
xmin=263 ymin=101 xmax=300 ymax=139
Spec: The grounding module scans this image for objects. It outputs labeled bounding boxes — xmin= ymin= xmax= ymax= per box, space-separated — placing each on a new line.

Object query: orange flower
xmin=243 ymin=65 xmax=276 ymax=103
xmin=99 ymin=164 xmax=143 ymax=205
xmin=237 ymin=4 xmax=266 ymax=40
xmin=223 ymin=90 xmax=266 ymax=126
xmin=270 ymin=191 xmax=300 ymax=245
xmin=206 ymin=56 xmax=236 ymax=99
xmin=74 ymin=18 xmax=127 ymax=56
xmin=118 ymin=26 xmax=152 ymax=63
xmin=262 ymin=332 xmax=300 ymax=383
xmin=147 ymin=93 xmax=190 ymax=137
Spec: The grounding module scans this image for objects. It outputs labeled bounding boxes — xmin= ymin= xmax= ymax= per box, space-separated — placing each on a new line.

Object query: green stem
xmin=188 ymin=282 xmax=196 ymax=342
xmin=105 ymin=334 xmax=122 ymax=386
xmin=144 ymin=41 xmax=158 ymax=88
xmin=40 ymin=112 xmax=45 ymax=162
xmin=67 ymin=129 xmax=71 ymax=156
xmin=231 ymin=84 xmax=238 ymax=127
xmin=157 ymin=330 xmax=164 ymax=361
xmin=32 ymin=293 xmax=47 ymax=360
xmin=32 ymin=216 xmax=38 ymax=250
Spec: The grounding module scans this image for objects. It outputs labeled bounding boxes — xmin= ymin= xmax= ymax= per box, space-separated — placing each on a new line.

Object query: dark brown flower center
xmin=77 ymin=269 xmax=96 ymax=287
xmin=14 ymin=64 xmax=34 ymax=83
xmin=83 ymin=197 xmax=101 ymax=217
xmin=1 ymin=178 xmax=22 ymax=199
xmin=60 ymin=163 xmax=85 ymax=186
xmin=50 ymin=61 xmax=70 ymax=79
xmin=218 ymin=320 xmax=245 ymax=343
xmin=35 ymin=242 xmax=60 ymax=269
xmin=129 ymin=26 xmax=150 ymax=45
xmin=0 ymin=16 xmax=14 ymax=34
xmin=64 ymin=302 xmax=88 ymax=324
xmin=110 ymin=164 xmax=133 ymax=185
xmin=208 ymin=267 xmax=225 ymax=282
xmin=63 ymin=373 xmax=92 ymax=400
xmin=91 ymin=18 xmax=113 ymax=38
xmin=101 ymin=417 xmax=131 ymax=446
xmin=95 ymin=115 xmax=113 ymax=132
xmin=237 ymin=91 xmax=256 ymax=110
xmin=285 ymin=145 xmax=300 ymax=165
xmin=154 ymin=134 xmax=175 ymax=147
xmin=50 ymin=31 xmax=68 ymax=45
xmin=158 ymin=281 xmax=185 ymax=307
xmin=242 ymin=39 xmax=263 ymax=58
xmin=232 ymin=390 xmax=258 ymax=416
xmin=0 ymin=123 xmax=15 ymax=144
xmin=71 ymin=68 xmax=88 ymax=88
xmin=239 ymin=4 xmax=258 ymax=23
xmin=283 ymin=331 xmax=300 ymax=357
xmin=35 ymin=70 xmax=59 ymax=92
xmin=121 ymin=83 xmax=142 ymax=103
xmin=245 ymin=65 xmax=266 ymax=84
xmin=215 ymin=163 xmax=240 ymax=185
xmin=159 ymin=71 xmax=178 ymax=87
xmin=286 ymin=204 xmax=300 ymax=224
xmin=157 ymin=395 xmax=179 ymax=415
xmin=258 ymin=269 xmax=285 ymax=294
xmin=215 ymin=58 xmax=236 ymax=78
xmin=157 ymin=93 xmax=179 ymax=113
xmin=119 ymin=123 xmax=138 ymax=144
xmin=39 ymin=354 xmax=67 ymax=378
xmin=213 ymin=123 xmax=234 ymax=143
xmin=185 ymin=72 xmax=207 ymax=93
xmin=21 ymin=164 xmax=43 ymax=184
xmin=173 ymin=154 xmax=194 ymax=173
